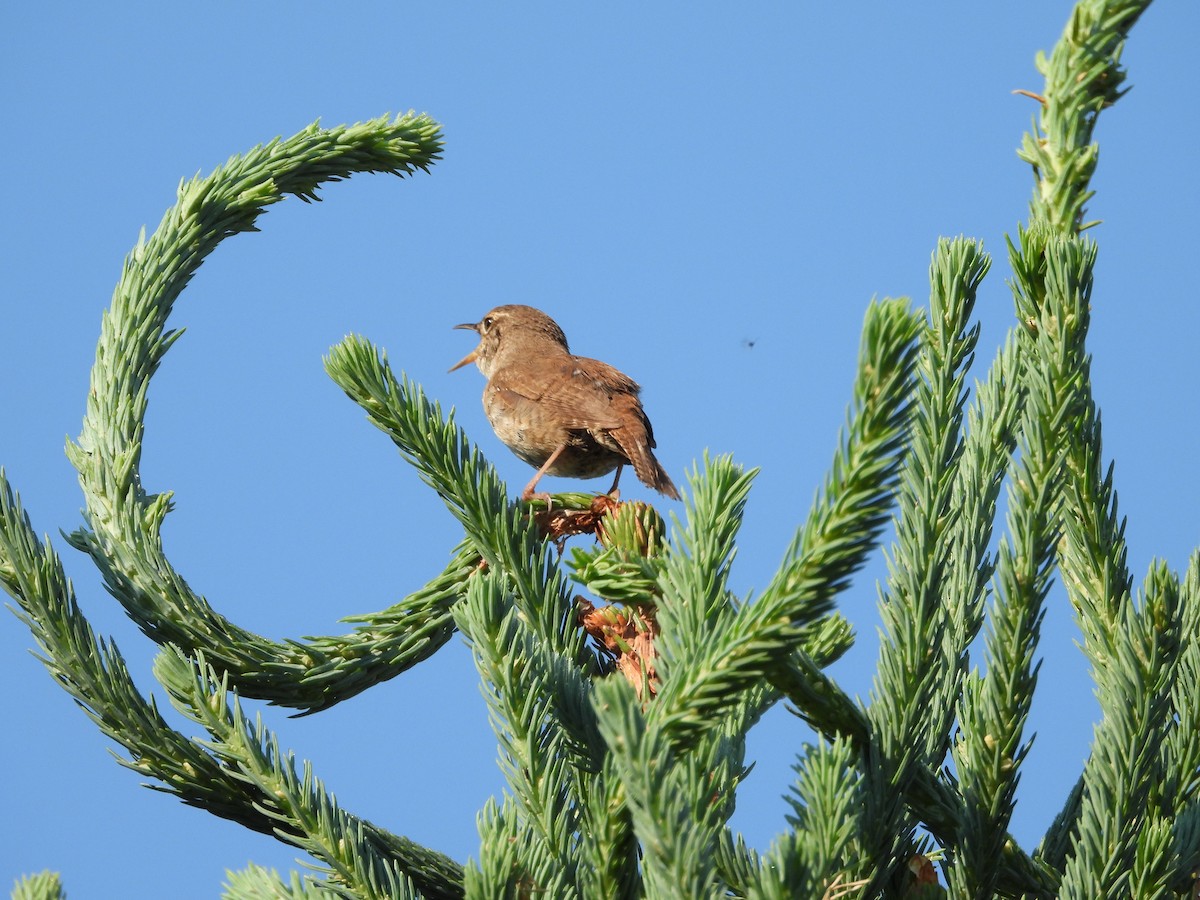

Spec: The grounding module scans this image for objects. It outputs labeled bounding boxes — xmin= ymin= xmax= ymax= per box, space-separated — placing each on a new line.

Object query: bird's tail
xmin=620 ymin=436 xmax=680 ymax=500
xmin=643 ymin=456 xmax=681 ymax=500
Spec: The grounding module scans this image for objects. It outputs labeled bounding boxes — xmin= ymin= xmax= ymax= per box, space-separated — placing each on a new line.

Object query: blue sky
xmin=3 ymin=3 xmax=1198 ymax=896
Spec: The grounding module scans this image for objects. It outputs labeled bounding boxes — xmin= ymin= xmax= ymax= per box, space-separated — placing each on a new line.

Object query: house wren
xmin=450 ymin=305 xmax=679 ymax=501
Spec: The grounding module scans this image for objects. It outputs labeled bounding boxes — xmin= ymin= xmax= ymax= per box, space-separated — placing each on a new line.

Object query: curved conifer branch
xmin=60 ymin=114 xmax=467 ymax=713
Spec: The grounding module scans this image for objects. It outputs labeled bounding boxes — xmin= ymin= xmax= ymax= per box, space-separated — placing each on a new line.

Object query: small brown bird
xmin=450 ymin=305 xmax=679 ymax=501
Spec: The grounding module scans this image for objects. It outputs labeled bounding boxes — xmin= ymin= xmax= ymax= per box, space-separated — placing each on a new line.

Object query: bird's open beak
xmin=448 ymin=349 xmax=478 ymax=372
xmin=449 ymin=322 xmax=480 ymax=372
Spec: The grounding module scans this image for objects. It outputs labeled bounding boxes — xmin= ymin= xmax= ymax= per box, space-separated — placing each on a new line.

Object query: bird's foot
xmin=521 ymin=487 xmax=555 ymax=509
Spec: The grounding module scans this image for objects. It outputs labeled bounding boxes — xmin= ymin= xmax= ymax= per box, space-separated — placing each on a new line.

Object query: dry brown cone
xmin=578 ymin=598 xmax=659 ymax=700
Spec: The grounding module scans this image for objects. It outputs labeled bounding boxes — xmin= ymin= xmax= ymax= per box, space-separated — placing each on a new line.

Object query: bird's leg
xmin=521 ymin=443 xmax=567 ymax=503
xmin=605 ymin=463 xmax=624 ymax=499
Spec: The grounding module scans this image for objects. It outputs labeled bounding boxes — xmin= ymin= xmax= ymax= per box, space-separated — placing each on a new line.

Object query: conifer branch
xmin=156 ymin=650 xmax=426 ymax=900
xmin=221 ymin=865 xmax=343 ymax=900
xmin=450 ymin=574 xmax=587 ymax=893
xmin=947 ymin=338 xmax=1050 ymax=897
xmin=752 ymin=738 xmax=867 ymax=897
xmin=985 ymin=235 xmax=1111 ymax=896
xmin=0 ymin=473 xmax=464 ymax=899
xmin=992 ymin=2 xmax=1155 ymax=892
xmin=859 ymin=239 xmax=992 ymax=892
xmin=11 ymin=871 xmax=64 ymax=900
xmin=653 ymin=452 xmax=758 ymax=673
xmin=1159 ymin=553 xmax=1200 ymax=884
xmin=1014 ymin=224 xmax=1196 ymax=892
xmin=1027 ymin=234 xmax=1196 ymax=893
xmin=575 ymin=759 xmax=642 ymax=899
xmin=712 ymin=831 xmax=761 ymax=897
xmin=593 ymin=678 xmax=735 ymax=900
xmin=758 ymin=297 xmax=924 ymax=626
xmin=651 ymin=298 xmax=922 ymax=754
xmin=1018 ymin=0 xmax=1151 ymax=231
xmin=1 ymin=472 xmax=272 ymax=828
xmin=58 ymin=114 xmax=459 ymax=714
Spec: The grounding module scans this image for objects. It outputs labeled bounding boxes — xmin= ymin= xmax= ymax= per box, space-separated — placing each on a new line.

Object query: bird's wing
xmin=499 ymin=356 xmax=642 ymax=433
xmin=568 ymin=356 xmax=641 ymax=395
xmin=571 ymin=357 xmax=658 ymax=447
xmin=550 ymin=356 xmax=645 ymax=433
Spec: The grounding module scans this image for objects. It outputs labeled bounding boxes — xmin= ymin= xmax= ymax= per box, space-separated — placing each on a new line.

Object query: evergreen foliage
xmin=5 ymin=2 xmax=1195 ymax=897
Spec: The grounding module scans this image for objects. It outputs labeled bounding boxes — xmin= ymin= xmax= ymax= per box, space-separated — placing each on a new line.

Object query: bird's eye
xmin=482 ymin=316 xmax=495 ymax=331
